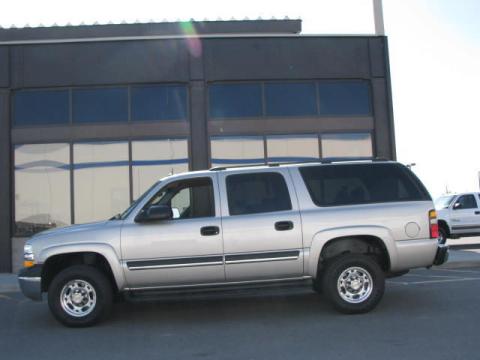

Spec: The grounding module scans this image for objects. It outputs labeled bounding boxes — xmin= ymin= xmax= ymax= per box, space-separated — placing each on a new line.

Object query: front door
xmin=218 ymin=169 xmax=304 ymax=282
xmin=121 ymin=175 xmax=225 ymax=288
xmin=450 ymin=194 xmax=480 ymax=234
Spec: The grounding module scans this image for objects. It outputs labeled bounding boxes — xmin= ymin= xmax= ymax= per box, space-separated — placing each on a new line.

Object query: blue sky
xmin=2 ymin=0 xmax=479 ymax=197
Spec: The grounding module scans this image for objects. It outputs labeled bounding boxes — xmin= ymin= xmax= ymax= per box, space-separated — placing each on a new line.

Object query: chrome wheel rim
xmin=337 ymin=266 xmax=373 ymax=304
xmin=60 ymin=279 xmax=97 ymax=318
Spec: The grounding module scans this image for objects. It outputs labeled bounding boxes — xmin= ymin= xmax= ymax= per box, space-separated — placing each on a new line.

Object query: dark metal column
xmin=189 ymin=81 xmax=209 ymax=170
xmin=0 ymin=89 xmax=12 ymax=272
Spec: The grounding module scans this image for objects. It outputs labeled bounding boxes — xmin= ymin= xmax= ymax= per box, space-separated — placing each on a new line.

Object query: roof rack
xmin=209 ymin=157 xmax=390 ymax=171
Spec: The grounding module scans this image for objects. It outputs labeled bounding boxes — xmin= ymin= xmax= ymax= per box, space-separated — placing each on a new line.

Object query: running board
xmin=124 ymin=277 xmax=313 ymax=301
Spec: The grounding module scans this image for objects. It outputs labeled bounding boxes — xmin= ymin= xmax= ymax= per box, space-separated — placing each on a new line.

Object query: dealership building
xmin=0 ymin=19 xmax=395 ymax=272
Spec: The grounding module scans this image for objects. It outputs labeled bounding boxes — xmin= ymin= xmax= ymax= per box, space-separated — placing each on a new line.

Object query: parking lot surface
xmin=1 ymin=267 xmax=480 ymax=360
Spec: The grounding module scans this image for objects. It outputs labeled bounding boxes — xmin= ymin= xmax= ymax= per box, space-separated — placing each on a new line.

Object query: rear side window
xmin=300 ymin=163 xmax=431 ymax=207
xmin=226 ymin=172 xmax=292 ymax=215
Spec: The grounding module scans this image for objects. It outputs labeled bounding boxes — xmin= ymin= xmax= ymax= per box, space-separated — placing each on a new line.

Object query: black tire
xmin=438 ymin=227 xmax=448 ymax=245
xmin=322 ymin=254 xmax=385 ymax=314
xmin=312 ymin=276 xmax=323 ymax=294
xmin=48 ymin=265 xmax=113 ymax=327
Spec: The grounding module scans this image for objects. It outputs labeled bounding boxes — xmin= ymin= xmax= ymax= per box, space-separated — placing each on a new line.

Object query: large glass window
xmin=318 ymin=81 xmax=371 ymax=116
xmin=210 ymin=136 xmax=265 ymax=167
xmin=226 ymin=172 xmax=292 ymax=215
xmin=72 ymin=88 xmax=128 ymax=123
xmin=265 ymin=82 xmax=317 ymax=116
xmin=266 ymin=135 xmax=319 ymax=162
xmin=300 ymin=163 xmax=431 ymax=207
xmin=131 ymin=85 xmax=187 ymax=121
xmin=14 ymin=143 xmax=71 ymax=236
xmin=73 ymin=142 xmax=129 ymax=223
xmin=13 ymin=89 xmax=69 ymax=126
xmin=131 ymin=139 xmax=189 ymax=200
xmin=209 ymin=83 xmax=262 ymax=118
xmin=321 ymin=133 xmax=373 ymax=159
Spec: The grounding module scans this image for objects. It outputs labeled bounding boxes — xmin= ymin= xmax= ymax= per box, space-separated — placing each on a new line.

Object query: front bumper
xmin=18 ymin=265 xmax=43 ymax=301
xmin=433 ymin=244 xmax=449 ymax=266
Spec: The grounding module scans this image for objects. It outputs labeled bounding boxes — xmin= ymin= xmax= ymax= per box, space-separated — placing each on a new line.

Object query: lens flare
xmin=180 ymin=21 xmax=202 ymax=58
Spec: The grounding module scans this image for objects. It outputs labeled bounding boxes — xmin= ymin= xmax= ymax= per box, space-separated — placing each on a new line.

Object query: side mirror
xmin=172 ymin=207 xmax=180 ymax=219
xmin=453 ymin=202 xmax=462 ymax=210
xmin=135 ymin=204 xmax=173 ymax=223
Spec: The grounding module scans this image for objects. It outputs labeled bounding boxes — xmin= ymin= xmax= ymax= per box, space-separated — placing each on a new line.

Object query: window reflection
xmin=266 ymin=135 xmax=319 ymax=162
xmin=210 ymin=136 xmax=265 ymax=167
xmin=132 ymin=139 xmax=189 ymax=200
xmin=321 ymin=133 xmax=373 ymax=159
xmin=73 ymin=142 xmax=129 ymax=223
xmin=14 ymin=143 xmax=71 ymax=236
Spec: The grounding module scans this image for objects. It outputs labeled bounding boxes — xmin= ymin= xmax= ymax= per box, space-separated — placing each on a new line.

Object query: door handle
xmin=200 ymin=226 xmax=220 ymax=236
xmin=275 ymin=221 xmax=294 ymax=231
xmin=475 ymin=211 xmax=480 ymax=215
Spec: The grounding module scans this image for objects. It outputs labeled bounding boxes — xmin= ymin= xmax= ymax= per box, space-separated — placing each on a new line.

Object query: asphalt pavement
xmin=1 ymin=263 xmax=480 ymax=360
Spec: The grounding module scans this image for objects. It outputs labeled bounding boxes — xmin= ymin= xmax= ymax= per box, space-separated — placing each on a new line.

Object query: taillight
xmin=429 ymin=210 xmax=439 ymax=239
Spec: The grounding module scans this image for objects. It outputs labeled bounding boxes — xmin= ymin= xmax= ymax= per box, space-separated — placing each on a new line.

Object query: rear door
xmin=218 ymin=168 xmax=304 ymax=282
xmin=450 ymin=194 xmax=480 ymax=234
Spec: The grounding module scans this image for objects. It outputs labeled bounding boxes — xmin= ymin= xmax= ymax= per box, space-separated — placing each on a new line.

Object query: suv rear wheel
xmin=438 ymin=227 xmax=448 ymax=245
xmin=48 ymin=265 xmax=113 ymax=327
xmin=322 ymin=254 xmax=385 ymax=314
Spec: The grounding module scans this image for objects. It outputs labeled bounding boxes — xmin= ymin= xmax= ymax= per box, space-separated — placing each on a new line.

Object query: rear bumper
xmin=18 ymin=265 xmax=43 ymax=301
xmin=433 ymin=244 xmax=449 ymax=266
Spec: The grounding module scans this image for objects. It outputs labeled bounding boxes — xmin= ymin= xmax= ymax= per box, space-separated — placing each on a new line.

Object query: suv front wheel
xmin=48 ymin=265 xmax=113 ymax=327
xmin=322 ymin=254 xmax=385 ymax=314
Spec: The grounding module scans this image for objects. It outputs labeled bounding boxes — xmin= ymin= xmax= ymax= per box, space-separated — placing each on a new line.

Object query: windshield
xmin=115 ymin=181 xmax=160 ymax=220
xmin=435 ymin=195 xmax=455 ymax=209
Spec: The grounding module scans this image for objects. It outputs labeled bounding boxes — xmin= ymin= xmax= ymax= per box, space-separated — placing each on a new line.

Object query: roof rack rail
xmin=208 ymin=157 xmax=391 ymax=171
xmin=209 ymin=159 xmax=323 ymax=171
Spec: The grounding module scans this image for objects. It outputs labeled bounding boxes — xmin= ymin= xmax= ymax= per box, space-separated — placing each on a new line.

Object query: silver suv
xmin=18 ymin=161 xmax=448 ymax=327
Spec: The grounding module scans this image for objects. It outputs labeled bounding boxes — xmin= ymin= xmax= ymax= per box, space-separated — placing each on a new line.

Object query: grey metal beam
xmin=189 ymin=81 xmax=209 ymax=170
xmin=11 ymin=122 xmax=190 ymax=144
xmin=0 ymin=90 xmax=12 ymax=272
xmin=0 ymin=20 xmax=302 ymax=43
xmin=208 ymin=117 xmax=374 ymax=136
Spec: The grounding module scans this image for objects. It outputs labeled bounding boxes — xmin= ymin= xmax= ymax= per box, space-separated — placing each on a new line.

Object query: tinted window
xmin=300 ymin=163 xmax=430 ymax=207
xmin=455 ymin=195 xmax=477 ymax=209
xmin=14 ymin=89 xmax=69 ymax=126
xmin=318 ymin=81 xmax=371 ymax=116
xmin=209 ymin=83 xmax=262 ymax=118
xmin=146 ymin=178 xmax=214 ymax=219
xmin=226 ymin=173 xmax=292 ymax=215
xmin=131 ymin=85 xmax=187 ymax=121
xmin=265 ymin=82 xmax=317 ymax=116
xmin=73 ymin=88 xmax=128 ymax=123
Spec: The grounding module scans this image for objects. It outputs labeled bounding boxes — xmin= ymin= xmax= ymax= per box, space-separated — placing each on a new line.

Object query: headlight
xmin=23 ymin=244 xmax=35 ymax=267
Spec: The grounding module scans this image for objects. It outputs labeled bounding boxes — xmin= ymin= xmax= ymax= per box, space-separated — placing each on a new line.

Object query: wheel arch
xmin=307 ymin=226 xmax=396 ymax=278
xmin=39 ymin=245 xmax=125 ymax=292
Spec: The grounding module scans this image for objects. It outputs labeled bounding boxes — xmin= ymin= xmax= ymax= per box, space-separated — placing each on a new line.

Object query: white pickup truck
xmin=435 ymin=192 xmax=480 ymax=244
xmin=19 ymin=160 xmax=448 ymax=327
